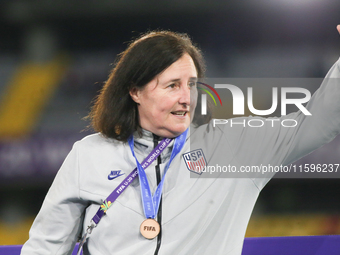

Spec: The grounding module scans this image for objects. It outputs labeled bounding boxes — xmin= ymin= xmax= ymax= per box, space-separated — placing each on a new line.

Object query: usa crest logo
xmin=182 ymin=149 xmax=207 ymax=175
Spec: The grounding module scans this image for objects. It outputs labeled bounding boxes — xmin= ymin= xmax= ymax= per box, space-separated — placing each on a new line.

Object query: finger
xmin=337 ymin=25 xmax=340 ymax=34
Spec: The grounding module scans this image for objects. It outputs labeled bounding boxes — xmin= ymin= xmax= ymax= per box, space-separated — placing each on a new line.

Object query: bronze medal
xmin=140 ymin=218 xmax=160 ymax=239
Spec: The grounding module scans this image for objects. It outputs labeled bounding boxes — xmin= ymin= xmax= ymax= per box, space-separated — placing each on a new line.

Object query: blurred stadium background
xmin=0 ymin=0 xmax=340 ymax=245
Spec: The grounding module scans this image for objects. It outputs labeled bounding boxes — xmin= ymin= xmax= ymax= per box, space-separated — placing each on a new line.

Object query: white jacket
xmin=21 ymin=59 xmax=340 ymax=255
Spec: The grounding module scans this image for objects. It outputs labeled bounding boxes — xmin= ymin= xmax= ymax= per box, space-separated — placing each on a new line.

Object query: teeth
xmin=172 ymin=111 xmax=186 ymax=116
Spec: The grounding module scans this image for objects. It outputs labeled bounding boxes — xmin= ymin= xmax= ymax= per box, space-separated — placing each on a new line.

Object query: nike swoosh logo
xmin=108 ymin=173 xmax=124 ymax=180
xmin=108 ymin=170 xmax=125 ymax=180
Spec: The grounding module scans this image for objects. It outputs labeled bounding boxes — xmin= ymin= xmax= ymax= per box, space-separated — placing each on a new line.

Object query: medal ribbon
xmin=91 ymin=136 xmax=173 ymax=225
xmin=128 ymin=129 xmax=188 ymax=219
xmin=78 ymin=130 xmax=187 ymax=255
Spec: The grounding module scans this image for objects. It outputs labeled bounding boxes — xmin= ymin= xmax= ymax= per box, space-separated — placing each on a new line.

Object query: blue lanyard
xmin=78 ymin=134 xmax=176 ymax=255
xmin=128 ymin=129 xmax=188 ymax=219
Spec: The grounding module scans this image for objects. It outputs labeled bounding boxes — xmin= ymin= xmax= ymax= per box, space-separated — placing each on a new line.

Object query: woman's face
xmin=130 ymin=53 xmax=198 ymax=138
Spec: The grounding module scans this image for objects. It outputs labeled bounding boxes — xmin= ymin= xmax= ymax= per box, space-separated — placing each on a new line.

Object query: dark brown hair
xmin=88 ymin=30 xmax=211 ymax=141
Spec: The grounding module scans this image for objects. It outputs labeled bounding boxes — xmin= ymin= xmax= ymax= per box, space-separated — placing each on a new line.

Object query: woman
xmin=22 ymin=29 xmax=340 ymax=254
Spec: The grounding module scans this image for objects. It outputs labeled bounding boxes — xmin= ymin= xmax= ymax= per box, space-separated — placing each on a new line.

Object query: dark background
xmin=0 ymin=0 xmax=340 ymax=244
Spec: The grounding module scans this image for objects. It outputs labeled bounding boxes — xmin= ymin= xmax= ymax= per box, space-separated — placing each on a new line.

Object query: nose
xmin=178 ymin=85 xmax=191 ymax=106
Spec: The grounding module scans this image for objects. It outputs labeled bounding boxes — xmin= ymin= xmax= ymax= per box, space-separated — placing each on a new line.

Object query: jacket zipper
xmin=153 ymin=134 xmax=162 ymax=255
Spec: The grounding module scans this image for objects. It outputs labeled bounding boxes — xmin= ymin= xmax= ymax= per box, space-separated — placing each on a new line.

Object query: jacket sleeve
xmin=224 ymin=58 xmax=340 ymax=189
xmin=281 ymin=58 xmax=340 ymax=165
xmin=21 ymin=142 xmax=89 ymax=255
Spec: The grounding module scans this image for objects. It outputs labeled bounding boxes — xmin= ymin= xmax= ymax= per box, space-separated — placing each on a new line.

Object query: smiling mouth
xmin=171 ymin=111 xmax=187 ymax=116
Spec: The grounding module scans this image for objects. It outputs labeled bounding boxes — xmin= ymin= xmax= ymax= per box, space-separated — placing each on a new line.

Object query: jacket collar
xmin=133 ymin=129 xmax=174 ymax=161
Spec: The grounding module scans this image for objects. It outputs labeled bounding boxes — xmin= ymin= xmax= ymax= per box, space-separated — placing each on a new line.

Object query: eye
xmin=167 ymin=82 xmax=179 ymax=89
xmin=188 ymin=81 xmax=197 ymax=88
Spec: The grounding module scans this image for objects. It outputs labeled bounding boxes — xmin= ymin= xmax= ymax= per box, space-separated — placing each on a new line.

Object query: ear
xmin=129 ymin=87 xmax=141 ymax=104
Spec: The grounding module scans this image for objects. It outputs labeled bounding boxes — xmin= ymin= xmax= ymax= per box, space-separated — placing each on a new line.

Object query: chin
xmin=148 ymin=122 xmax=191 ymax=138
xmin=165 ymin=126 xmax=189 ymax=138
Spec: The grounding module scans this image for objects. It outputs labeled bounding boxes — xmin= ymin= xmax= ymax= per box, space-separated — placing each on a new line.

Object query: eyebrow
xmin=164 ymin=77 xmax=198 ymax=83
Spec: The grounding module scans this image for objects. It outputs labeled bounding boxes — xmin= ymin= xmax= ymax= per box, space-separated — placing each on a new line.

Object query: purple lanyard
xmin=77 ymin=136 xmax=173 ymax=255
